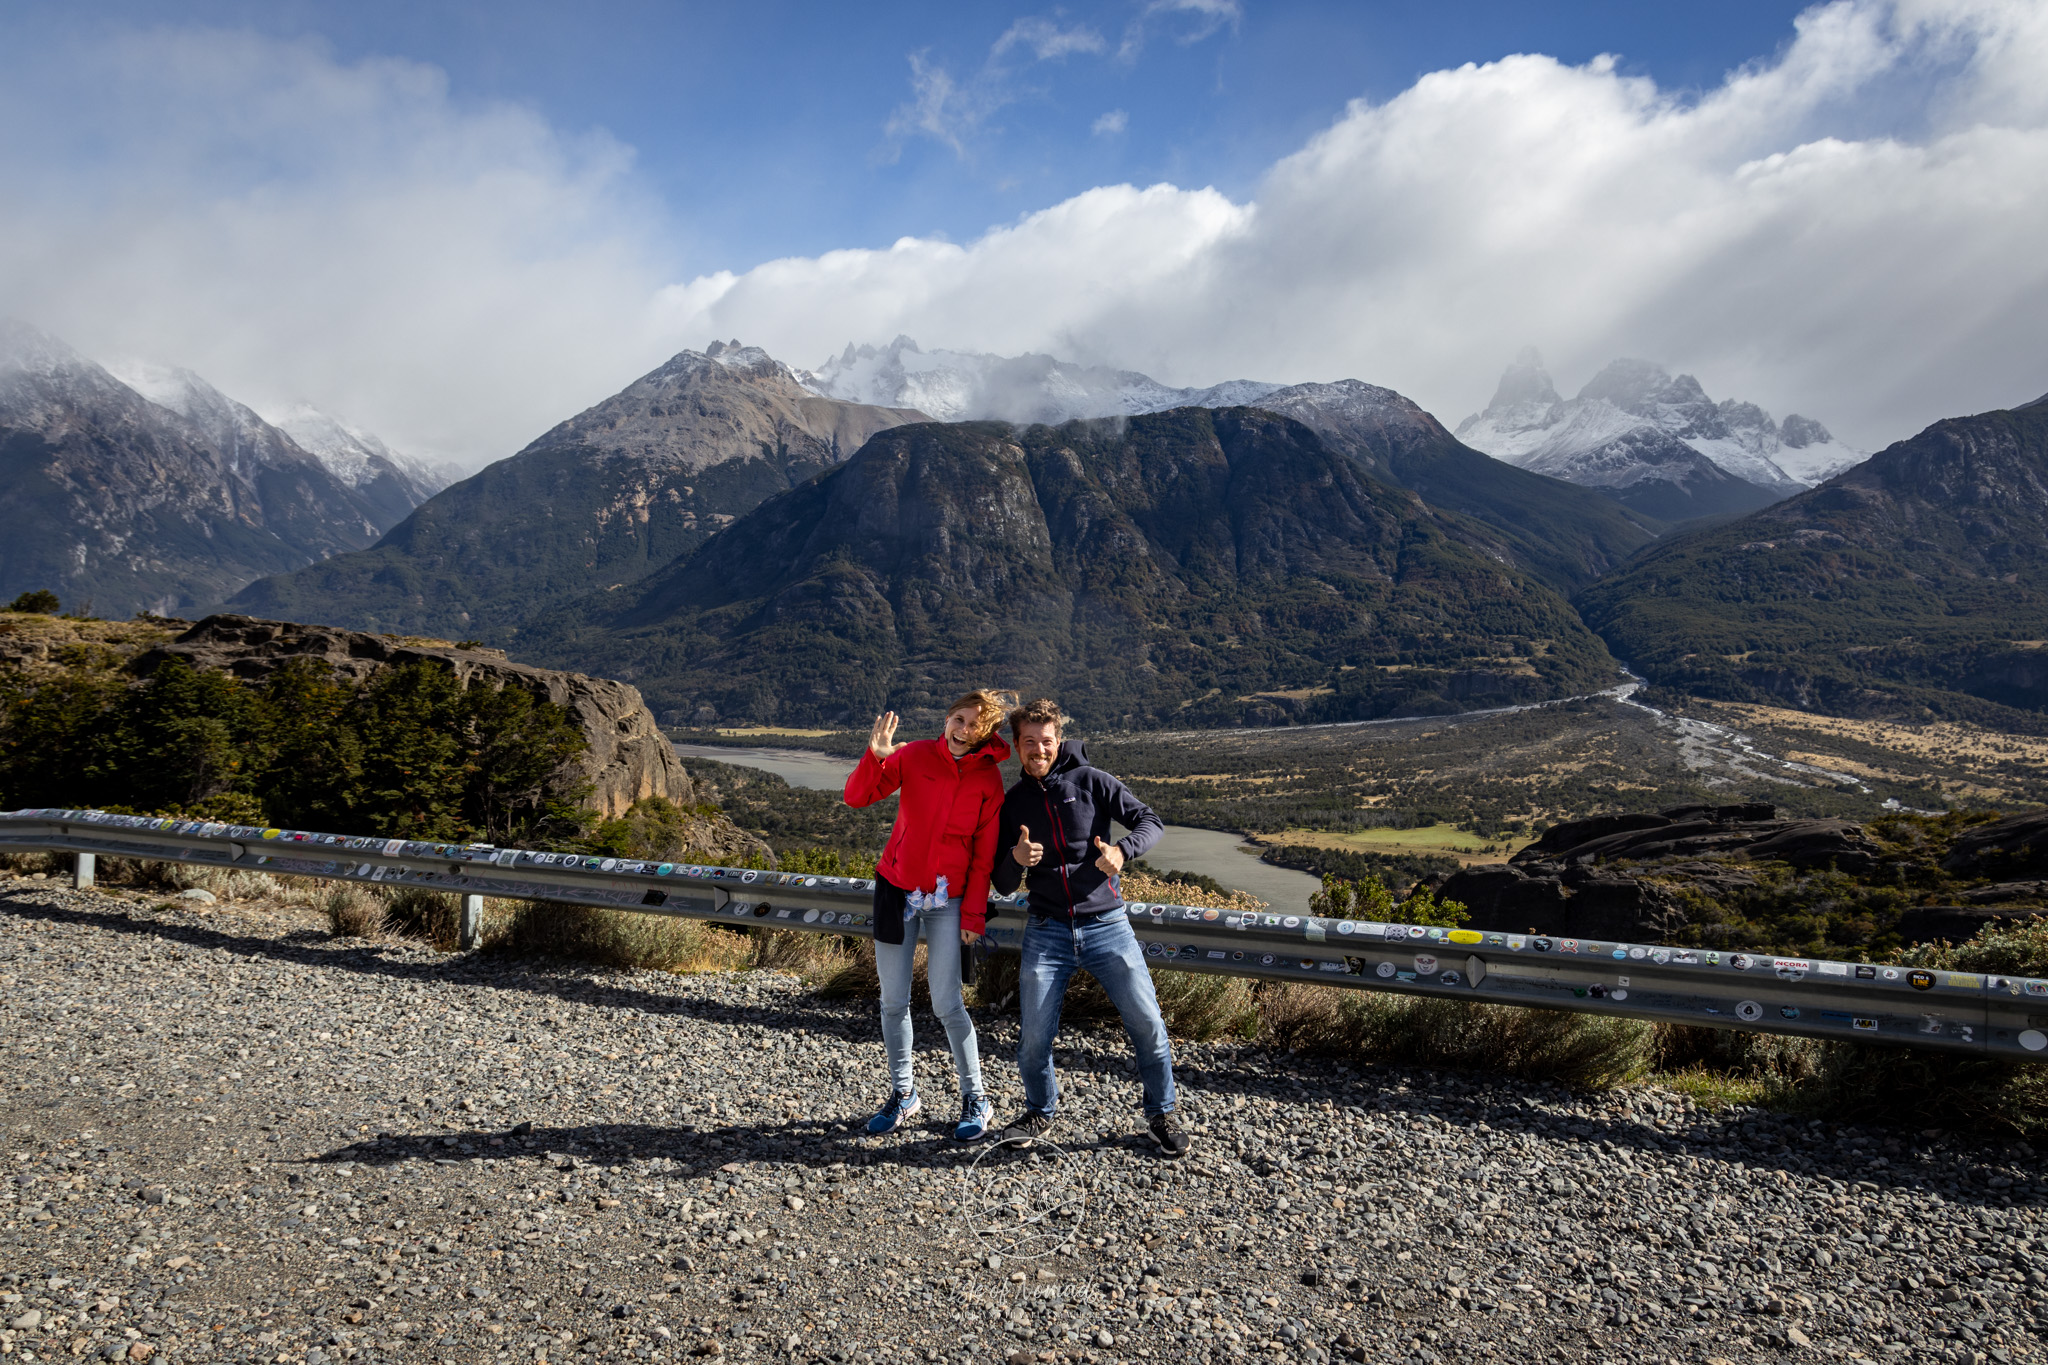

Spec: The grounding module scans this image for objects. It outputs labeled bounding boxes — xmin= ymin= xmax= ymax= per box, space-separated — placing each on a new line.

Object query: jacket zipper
xmin=1037 ymin=780 xmax=1077 ymax=922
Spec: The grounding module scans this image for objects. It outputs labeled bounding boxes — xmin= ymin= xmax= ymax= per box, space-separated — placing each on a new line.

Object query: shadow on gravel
xmin=308 ymin=1119 xmax=1164 ymax=1176
xmin=7 ymin=892 xmax=2019 ymax=1211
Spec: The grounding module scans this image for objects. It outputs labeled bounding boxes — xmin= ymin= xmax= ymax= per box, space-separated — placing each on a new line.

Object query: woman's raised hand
xmin=867 ymin=711 xmax=902 ymax=758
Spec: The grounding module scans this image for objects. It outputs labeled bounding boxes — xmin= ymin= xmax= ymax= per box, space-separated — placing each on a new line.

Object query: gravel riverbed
xmin=3 ymin=875 xmax=2046 ymax=1365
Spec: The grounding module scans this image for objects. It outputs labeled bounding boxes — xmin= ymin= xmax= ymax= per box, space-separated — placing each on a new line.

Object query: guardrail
xmin=6 ymin=807 xmax=2048 ymax=1062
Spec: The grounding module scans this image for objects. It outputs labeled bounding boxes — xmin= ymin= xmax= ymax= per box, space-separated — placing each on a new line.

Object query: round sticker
xmin=1735 ymin=1000 xmax=1764 ymax=1023
xmin=656 ymin=863 xmax=674 ymax=876
xmin=1610 ymin=988 xmax=1627 ymax=1002
xmin=1731 ymin=954 xmax=1756 ymax=971
xmin=1203 ymin=909 xmax=1219 ymax=921
xmin=1376 ymin=962 xmax=1396 ymax=978
xmin=1145 ymin=943 xmax=1165 ymax=958
xmin=1413 ymin=955 xmax=1439 ymax=975
xmin=1260 ymin=954 xmax=1276 ymax=966
xmin=2020 ymin=1030 xmax=2047 ymax=1052
xmin=1283 ymin=916 xmax=1301 ymax=929
xmin=1337 ymin=921 xmax=1356 ymax=935
xmin=1908 ymin=970 xmax=1936 ymax=991
xmin=802 ymin=909 xmax=819 ymax=924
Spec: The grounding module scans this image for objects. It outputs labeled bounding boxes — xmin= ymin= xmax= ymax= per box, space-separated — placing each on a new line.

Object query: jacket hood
xmin=1048 ymin=738 xmax=1089 ymax=777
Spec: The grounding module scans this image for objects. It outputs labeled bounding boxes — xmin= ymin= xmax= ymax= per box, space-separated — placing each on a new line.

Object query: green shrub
xmin=0 ymin=655 xmax=588 ymax=845
xmin=1311 ymin=872 xmax=1469 ymax=928
xmin=6 ymin=590 xmax=59 ymax=615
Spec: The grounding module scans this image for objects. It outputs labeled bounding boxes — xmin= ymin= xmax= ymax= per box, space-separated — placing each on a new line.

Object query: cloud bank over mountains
xmin=1 ymin=0 xmax=2044 ymax=469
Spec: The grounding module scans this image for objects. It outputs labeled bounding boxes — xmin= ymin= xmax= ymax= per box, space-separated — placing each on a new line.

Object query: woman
xmin=843 ymin=689 xmax=1013 ymax=1141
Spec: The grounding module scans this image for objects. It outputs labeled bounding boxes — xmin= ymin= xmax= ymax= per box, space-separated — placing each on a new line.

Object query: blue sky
xmin=1 ymin=0 xmax=2042 ymax=468
xmin=5 ymin=0 xmax=1817 ymax=273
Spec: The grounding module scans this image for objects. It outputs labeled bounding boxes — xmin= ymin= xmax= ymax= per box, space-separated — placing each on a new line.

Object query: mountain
xmin=804 ymin=338 xmax=1664 ymax=593
xmin=269 ymin=403 xmax=458 ymax=514
xmin=228 ymin=341 xmax=927 ymax=639
xmin=1577 ymin=397 xmax=2048 ymax=727
xmin=517 ymin=407 xmax=1620 ymax=729
xmin=106 ymin=363 xmax=448 ymax=535
xmin=1247 ymin=379 xmax=1663 ymax=593
xmin=0 ymin=321 xmax=419 ymax=617
xmin=1456 ymin=351 xmax=1864 ymax=521
xmin=798 ymin=335 xmax=1283 ymax=424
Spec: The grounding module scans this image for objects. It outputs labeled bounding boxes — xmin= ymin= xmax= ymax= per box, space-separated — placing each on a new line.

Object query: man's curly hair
xmin=1007 ymin=697 xmax=1066 ymax=741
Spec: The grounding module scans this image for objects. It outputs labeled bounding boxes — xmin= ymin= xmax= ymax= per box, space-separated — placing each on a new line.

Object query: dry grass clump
xmin=0 ymin=850 xmax=59 ymax=876
xmin=747 ymin=927 xmax=860 ymax=980
xmin=1625 ymin=917 xmax=2048 ymax=1135
xmin=487 ymin=900 xmax=751 ymax=974
xmin=1257 ymin=982 xmax=1657 ymax=1089
xmin=321 ymin=883 xmax=388 ymax=939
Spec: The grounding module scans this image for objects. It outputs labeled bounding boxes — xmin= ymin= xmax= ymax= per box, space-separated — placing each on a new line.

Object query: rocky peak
xmin=269 ymin=403 xmax=455 ymax=499
xmin=107 ymin=360 xmax=320 ymax=482
xmin=1778 ymin=414 xmax=1834 ymax=449
xmin=1484 ymin=347 xmax=1563 ymax=412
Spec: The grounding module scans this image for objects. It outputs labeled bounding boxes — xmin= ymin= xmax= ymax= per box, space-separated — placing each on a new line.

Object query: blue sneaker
xmin=954 ymin=1094 xmax=993 ymax=1142
xmin=865 ymin=1089 xmax=920 ymax=1135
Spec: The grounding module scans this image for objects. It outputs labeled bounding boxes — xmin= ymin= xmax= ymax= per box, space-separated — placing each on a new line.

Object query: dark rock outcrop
xmin=1443 ymin=803 xmax=1879 ymax=940
xmin=1941 ymin=812 xmax=2048 ymax=880
xmin=139 ymin=616 xmax=760 ymax=862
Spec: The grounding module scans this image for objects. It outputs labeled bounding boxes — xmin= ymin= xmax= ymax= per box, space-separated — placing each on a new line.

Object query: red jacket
xmin=844 ymin=735 xmax=1011 ymax=935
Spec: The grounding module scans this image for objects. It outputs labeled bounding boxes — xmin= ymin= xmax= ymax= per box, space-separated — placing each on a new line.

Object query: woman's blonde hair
xmin=945 ymin=689 xmax=1017 ymax=745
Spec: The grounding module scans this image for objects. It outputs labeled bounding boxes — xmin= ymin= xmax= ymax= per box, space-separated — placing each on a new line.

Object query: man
xmin=989 ymin=698 xmax=1188 ymax=1157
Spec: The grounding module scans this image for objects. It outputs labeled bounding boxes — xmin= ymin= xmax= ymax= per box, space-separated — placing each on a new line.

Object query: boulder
xmin=1512 ymin=804 xmax=1877 ymax=873
xmin=138 ymin=615 xmax=718 ymax=829
xmin=1941 ymin=812 xmax=2048 ymax=880
xmin=1444 ymin=862 xmax=1691 ymax=941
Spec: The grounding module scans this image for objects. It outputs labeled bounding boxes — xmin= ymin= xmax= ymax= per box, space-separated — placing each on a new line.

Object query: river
xmin=674 ymin=742 xmax=1322 ymax=911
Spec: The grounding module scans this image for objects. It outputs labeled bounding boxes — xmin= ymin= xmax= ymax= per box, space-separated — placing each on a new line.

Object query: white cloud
xmin=885 ymin=14 xmax=1119 ymax=160
xmin=5 ymin=0 xmax=2044 ymax=478
xmin=0 ymin=27 xmax=681 ymax=469
xmin=1092 ymin=109 xmax=1130 ymax=135
xmin=994 ymin=17 xmax=1108 ymax=61
xmin=670 ymin=0 xmax=2048 ymax=450
xmin=1119 ymin=0 xmax=1243 ymax=61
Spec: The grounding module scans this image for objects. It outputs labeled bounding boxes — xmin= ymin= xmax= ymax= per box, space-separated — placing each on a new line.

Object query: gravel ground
xmin=3 ymin=874 xmax=2047 ymax=1365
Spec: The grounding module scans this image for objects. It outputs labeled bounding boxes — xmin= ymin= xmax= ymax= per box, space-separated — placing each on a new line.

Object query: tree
xmin=6 ymin=590 xmax=59 ymax=615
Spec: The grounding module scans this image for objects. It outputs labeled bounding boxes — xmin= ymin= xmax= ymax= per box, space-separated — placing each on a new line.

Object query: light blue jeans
xmin=1018 ymin=911 xmax=1177 ymax=1118
xmin=875 ymin=899 xmax=984 ymax=1102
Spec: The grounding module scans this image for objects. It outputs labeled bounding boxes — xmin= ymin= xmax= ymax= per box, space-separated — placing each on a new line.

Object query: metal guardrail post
xmin=6 ymin=808 xmax=2047 ymax=1060
xmin=73 ymin=852 xmax=94 ymax=890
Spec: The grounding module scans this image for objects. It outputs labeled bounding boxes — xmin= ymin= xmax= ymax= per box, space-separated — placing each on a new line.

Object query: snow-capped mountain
xmin=1455 ymin=351 xmax=1865 ymax=521
xmin=270 ymin=404 xmax=458 ymax=502
xmin=798 ymin=335 xmax=1283 ymax=424
xmin=107 ymin=359 xmax=451 ymax=532
xmin=0 ymin=320 xmax=426 ymax=616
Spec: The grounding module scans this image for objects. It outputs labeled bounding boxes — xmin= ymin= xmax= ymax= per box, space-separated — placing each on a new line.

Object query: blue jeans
xmin=875 ymin=899 xmax=983 ymax=1101
xmin=1017 ymin=911 xmax=1177 ymax=1118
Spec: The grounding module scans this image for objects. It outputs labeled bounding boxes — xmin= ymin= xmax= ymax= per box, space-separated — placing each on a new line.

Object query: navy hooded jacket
xmin=991 ymin=739 xmax=1164 ymax=921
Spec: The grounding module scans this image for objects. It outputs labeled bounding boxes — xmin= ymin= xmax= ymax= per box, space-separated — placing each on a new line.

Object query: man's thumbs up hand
xmin=1012 ymin=824 xmax=1043 ymax=868
xmin=1093 ymin=836 xmax=1125 ymax=876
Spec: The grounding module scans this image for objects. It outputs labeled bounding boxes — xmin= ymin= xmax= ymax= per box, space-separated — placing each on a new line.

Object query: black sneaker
xmin=993 ymin=1111 xmax=1055 ymax=1148
xmin=1148 ymin=1111 xmax=1190 ymax=1159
